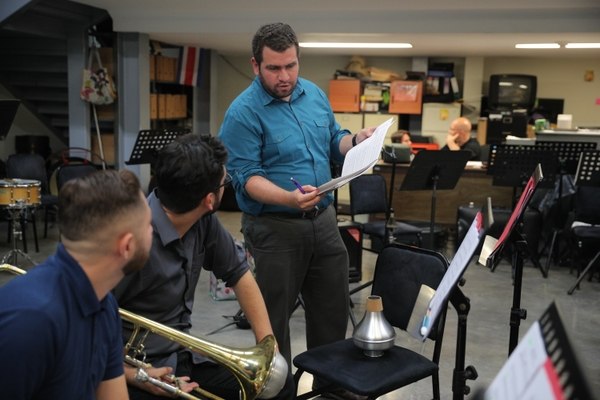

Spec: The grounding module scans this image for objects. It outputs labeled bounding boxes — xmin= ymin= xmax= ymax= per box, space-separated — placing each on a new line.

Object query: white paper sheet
xmin=418 ymin=211 xmax=485 ymax=339
xmin=317 ymin=117 xmax=395 ymax=194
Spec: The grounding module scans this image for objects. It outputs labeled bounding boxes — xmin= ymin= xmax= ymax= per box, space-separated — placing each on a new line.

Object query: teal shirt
xmin=219 ymin=77 xmax=350 ymax=215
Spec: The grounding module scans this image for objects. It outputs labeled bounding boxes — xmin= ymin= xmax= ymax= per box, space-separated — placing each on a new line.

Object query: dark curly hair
xmin=154 ymin=134 xmax=228 ymax=213
xmin=252 ymin=22 xmax=299 ymax=65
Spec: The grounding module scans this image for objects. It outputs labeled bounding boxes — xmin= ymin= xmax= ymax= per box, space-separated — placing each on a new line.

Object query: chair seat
xmin=293 ymin=338 xmax=438 ymax=397
xmin=573 ymin=225 xmax=600 ymax=240
xmin=363 ymin=221 xmax=422 ymax=238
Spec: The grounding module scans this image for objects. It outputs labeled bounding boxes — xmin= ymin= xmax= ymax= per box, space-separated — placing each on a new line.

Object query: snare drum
xmin=0 ymin=179 xmax=42 ymax=208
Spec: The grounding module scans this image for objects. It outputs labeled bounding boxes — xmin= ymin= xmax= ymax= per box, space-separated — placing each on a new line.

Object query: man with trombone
xmin=113 ymin=134 xmax=292 ymax=399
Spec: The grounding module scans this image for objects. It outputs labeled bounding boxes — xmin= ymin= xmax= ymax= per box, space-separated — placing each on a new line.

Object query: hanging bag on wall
xmin=80 ymin=47 xmax=117 ymax=105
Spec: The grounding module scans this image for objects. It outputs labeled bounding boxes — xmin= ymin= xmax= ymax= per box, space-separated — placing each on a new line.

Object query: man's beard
xmin=123 ymin=245 xmax=149 ymax=276
xmin=205 ymin=195 xmax=221 ymax=217
xmin=259 ymin=74 xmax=295 ymax=99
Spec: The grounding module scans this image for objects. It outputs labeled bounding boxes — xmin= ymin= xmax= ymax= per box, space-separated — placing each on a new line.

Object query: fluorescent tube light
xmin=565 ymin=43 xmax=600 ymax=49
xmin=300 ymin=42 xmax=412 ymax=49
xmin=515 ymin=43 xmax=560 ymax=49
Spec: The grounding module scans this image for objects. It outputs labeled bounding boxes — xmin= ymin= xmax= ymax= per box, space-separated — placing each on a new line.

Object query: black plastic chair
xmin=55 ymin=162 xmax=100 ymax=192
xmin=293 ymin=244 xmax=449 ymax=400
xmin=349 ymin=174 xmax=422 ymax=253
xmin=568 ymin=185 xmax=600 ymax=293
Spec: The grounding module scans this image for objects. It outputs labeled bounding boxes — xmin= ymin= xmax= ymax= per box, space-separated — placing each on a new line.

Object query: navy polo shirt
xmin=0 ymin=244 xmax=124 ymax=400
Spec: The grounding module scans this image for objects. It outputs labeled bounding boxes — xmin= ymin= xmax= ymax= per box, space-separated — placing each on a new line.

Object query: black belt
xmin=264 ymin=206 xmax=328 ymax=220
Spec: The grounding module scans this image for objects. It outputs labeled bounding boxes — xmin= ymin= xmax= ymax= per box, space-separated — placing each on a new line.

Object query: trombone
xmin=0 ymin=264 xmax=288 ymax=400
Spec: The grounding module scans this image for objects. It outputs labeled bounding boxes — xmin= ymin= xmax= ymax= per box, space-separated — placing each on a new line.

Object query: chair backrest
xmin=371 ymin=244 xmax=448 ymax=340
xmin=6 ymin=153 xmax=50 ymax=193
xmin=574 ymin=185 xmax=600 ymax=225
xmin=56 ymin=163 xmax=99 ymax=191
xmin=349 ymin=174 xmax=388 ymax=216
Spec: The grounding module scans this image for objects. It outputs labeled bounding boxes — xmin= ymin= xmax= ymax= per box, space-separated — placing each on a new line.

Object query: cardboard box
xmin=91 ymin=133 xmax=115 ymax=165
xmin=150 ymin=55 xmax=178 ymax=82
xmin=389 ymin=80 xmax=423 ymax=114
xmin=150 ymin=94 xmax=167 ymax=119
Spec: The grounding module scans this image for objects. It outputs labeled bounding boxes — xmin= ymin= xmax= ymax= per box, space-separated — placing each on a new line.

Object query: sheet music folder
xmin=480 ymin=301 xmax=594 ymax=400
xmin=479 ymin=164 xmax=544 ymax=271
xmin=407 ymin=197 xmax=493 ymax=340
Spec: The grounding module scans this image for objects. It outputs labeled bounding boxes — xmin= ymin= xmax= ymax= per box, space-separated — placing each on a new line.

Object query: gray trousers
xmin=241 ymin=205 xmax=349 ymax=366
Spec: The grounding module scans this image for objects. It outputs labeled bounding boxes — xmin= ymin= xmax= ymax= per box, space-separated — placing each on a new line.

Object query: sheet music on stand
xmin=409 ymin=198 xmax=493 ymax=341
xmin=482 ymin=302 xmax=594 ymax=400
xmin=479 ymin=164 xmax=544 ymax=271
xmin=126 ymin=128 xmax=190 ymax=165
xmin=487 ymin=144 xmax=557 ymax=188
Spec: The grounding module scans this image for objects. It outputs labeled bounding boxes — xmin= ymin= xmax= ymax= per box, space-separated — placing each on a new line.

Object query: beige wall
xmin=214 ymin=54 xmax=600 ymax=133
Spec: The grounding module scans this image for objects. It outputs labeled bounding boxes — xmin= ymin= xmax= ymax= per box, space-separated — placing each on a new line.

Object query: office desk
xmin=371 ymin=162 xmax=514 ymax=225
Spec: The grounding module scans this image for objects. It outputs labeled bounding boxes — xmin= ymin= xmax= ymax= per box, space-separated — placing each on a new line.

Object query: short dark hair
xmin=58 ymin=169 xmax=143 ymax=241
xmin=252 ymin=22 xmax=299 ymax=65
xmin=154 ymin=133 xmax=227 ymax=213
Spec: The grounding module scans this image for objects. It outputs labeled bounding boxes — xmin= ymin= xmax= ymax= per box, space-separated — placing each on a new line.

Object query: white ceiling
xmin=74 ymin=0 xmax=600 ymax=58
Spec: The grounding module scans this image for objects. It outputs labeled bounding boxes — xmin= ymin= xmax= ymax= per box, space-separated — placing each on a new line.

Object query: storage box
xmin=91 ymin=133 xmax=115 ymax=165
xmin=329 ymin=79 xmax=361 ymax=112
xmin=150 ymin=94 xmax=167 ymax=119
xmin=389 ymin=80 xmax=423 ymax=114
xmin=210 ymin=240 xmax=255 ymax=301
xmin=209 ymin=273 xmax=237 ymax=301
xmin=150 ymin=55 xmax=178 ymax=82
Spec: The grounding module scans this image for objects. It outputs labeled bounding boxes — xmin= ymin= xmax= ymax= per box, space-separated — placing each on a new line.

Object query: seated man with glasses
xmin=113 ymin=134 xmax=293 ymax=399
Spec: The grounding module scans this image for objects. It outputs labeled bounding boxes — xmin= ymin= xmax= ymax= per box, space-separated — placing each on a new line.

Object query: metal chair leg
xmin=568 ymin=251 xmax=600 ymax=295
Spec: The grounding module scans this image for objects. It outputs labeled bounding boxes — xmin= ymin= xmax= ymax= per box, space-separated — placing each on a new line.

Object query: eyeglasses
xmin=216 ymin=173 xmax=232 ymax=190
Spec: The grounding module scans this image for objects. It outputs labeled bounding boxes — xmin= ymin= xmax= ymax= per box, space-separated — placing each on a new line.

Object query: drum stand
xmin=1 ymin=205 xmax=36 ymax=267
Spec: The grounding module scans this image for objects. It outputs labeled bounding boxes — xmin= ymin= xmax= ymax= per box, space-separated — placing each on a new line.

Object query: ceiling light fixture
xmin=565 ymin=43 xmax=600 ymax=49
xmin=299 ymin=42 xmax=412 ymax=49
xmin=515 ymin=43 xmax=561 ymax=49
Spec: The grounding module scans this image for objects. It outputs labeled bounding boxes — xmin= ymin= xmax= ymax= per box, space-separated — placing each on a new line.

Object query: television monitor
xmin=488 ymin=74 xmax=537 ymax=111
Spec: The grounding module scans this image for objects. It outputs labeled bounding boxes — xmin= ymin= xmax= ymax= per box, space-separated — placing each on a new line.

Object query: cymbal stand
xmin=1 ymin=205 xmax=37 ymax=267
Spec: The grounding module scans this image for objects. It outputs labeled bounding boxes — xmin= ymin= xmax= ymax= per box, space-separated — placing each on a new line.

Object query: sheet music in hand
xmin=318 ymin=117 xmax=395 ymax=195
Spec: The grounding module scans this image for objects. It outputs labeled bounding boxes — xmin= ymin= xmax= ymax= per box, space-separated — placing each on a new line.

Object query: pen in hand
xmin=290 ymin=177 xmax=306 ymax=194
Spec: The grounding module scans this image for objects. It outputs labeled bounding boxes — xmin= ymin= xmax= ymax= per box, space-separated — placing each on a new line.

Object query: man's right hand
xmin=125 ymin=364 xmax=200 ymax=397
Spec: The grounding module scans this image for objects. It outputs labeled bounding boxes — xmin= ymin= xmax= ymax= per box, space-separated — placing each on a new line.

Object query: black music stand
xmin=486 ymin=143 xmax=558 ymax=191
xmin=486 ymin=144 xmax=559 ymax=277
xmin=125 ymin=128 xmax=190 ymax=165
xmin=536 ymin=141 xmax=597 ymax=275
xmin=482 ymin=164 xmax=544 ymax=355
xmin=400 ymin=150 xmax=470 ymax=249
xmin=567 ymin=150 xmax=600 ymax=295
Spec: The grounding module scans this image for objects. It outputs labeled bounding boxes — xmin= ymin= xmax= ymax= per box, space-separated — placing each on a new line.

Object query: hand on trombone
xmin=124 ymin=364 xmax=200 ymax=398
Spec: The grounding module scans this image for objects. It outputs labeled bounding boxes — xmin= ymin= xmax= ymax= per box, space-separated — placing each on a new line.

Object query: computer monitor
xmin=534 ymin=98 xmax=564 ymax=124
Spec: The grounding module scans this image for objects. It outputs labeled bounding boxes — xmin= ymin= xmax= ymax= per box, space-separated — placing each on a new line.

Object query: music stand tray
xmin=126 ymin=128 xmax=190 ymax=165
